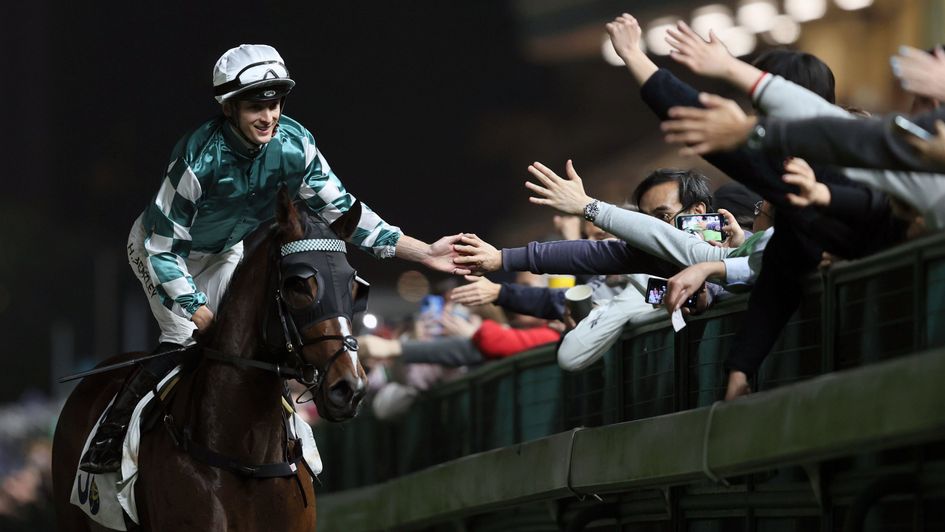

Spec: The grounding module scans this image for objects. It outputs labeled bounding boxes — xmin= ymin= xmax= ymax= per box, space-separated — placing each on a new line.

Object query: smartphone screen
xmin=646 ymin=278 xmax=668 ymax=305
xmin=646 ymin=277 xmax=699 ymax=308
xmin=675 ymin=213 xmax=724 ymax=242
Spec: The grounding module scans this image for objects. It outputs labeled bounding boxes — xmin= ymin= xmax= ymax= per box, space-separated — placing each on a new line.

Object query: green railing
xmin=313 ymin=232 xmax=945 ymax=530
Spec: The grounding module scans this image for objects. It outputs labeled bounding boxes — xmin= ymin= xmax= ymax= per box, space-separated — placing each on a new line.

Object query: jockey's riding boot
xmin=79 ymin=342 xmax=184 ymax=474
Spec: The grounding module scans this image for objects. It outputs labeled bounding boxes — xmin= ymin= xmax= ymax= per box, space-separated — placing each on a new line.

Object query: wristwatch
xmin=583 ymin=199 xmax=600 ymax=222
xmin=746 ymin=121 xmax=767 ymax=151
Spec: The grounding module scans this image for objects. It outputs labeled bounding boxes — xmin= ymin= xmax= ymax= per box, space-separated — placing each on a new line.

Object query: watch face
xmin=747 ymin=124 xmax=766 ymax=150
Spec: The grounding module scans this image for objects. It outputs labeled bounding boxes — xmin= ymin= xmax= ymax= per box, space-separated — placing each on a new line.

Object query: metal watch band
xmin=583 ymin=200 xmax=600 ymax=222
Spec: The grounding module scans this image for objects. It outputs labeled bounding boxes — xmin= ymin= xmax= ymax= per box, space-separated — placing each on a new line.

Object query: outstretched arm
xmin=396 ymin=234 xmax=471 ymax=275
xmin=525 ymin=160 xmax=731 ymax=266
xmin=665 ymin=20 xmax=764 ymax=93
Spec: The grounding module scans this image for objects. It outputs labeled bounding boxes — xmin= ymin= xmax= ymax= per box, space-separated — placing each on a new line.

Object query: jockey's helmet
xmin=212 ymin=45 xmax=295 ymax=103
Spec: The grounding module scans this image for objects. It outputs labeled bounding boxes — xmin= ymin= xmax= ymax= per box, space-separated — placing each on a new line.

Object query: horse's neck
xmin=189 ymin=240 xmax=287 ymax=462
xmin=189 ymin=362 xmax=287 ymax=463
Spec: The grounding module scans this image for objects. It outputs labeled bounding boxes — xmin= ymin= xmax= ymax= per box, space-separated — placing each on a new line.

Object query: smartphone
xmin=420 ymin=295 xmax=444 ymax=319
xmin=645 ymin=277 xmax=698 ymax=308
xmin=420 ymin=295 xmax=445 ymax=335
xmin=893 ymin=115 xmax=933 ymax=141
xmin=674 ymin=213 xmax=725 ymax=242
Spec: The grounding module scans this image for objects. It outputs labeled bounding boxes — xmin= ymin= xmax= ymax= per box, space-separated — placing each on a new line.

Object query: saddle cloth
xmin=70 ymin=366 xmax=324 ymax=530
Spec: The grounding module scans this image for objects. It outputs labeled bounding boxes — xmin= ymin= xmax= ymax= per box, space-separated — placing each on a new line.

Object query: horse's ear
xmin=330 ymin=200 xmax=362 ymax=241
xmin=276 ymin=186 xmax=303 ymax=239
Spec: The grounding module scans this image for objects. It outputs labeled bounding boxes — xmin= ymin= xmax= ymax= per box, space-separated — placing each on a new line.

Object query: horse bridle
xmin=206 ymin=234 xmax=367 ymax=399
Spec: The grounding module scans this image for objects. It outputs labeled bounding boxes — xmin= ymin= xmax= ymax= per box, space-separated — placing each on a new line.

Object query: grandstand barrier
xmin=314 ymin=232 xmax=945 ymax=531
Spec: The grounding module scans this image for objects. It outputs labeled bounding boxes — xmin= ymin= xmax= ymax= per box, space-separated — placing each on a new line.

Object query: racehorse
xmin=52 ymin=188 xmax=369 ymax=531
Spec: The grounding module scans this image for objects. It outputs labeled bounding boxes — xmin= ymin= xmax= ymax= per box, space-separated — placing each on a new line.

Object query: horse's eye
xmin=284 ymin=276 xmax=318 ymax=309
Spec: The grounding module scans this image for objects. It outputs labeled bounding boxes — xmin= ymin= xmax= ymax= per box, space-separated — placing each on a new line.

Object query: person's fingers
xmin=666 ymin=105 xmax=710 ymax=120
xmin=463 ymin=275 xmax=480 ymax=282
xmin=565 ymin=159 xmax=582 ymax=181
xmin=524 ymin=180 xmax=552 ymax=197
xmin=785 ymin=156 xmax=813 ymax=175
xmin=782 ymin=173 xmax=810 ymax=190
xmin=458 ymin=234 xmax=482 ymax=246
xmin=782 ymin=162 xmax=810 ymax=180
xmin=669 ymin=52 xmax=698 ymax=70
xmin=661 ymin=118 xmax=707 ymax=133
xmin=531 ymin=161 xmax=562 ymax=183
xmin=718 ymin=208 xmax=737 ymax=228
xmin=527 ymin=165 xmax=557 ymax=189
xmin=707 ymin=240 xmax=723 ymax=247
xmin=452 ymin=244 xmax=481 ymax=255
xmin=935 ymin=120 xmax=945 ymax=136
xmin=677 ymin=20 xmax=703 ymax=42
xmin=529 ymin=196 xmax=554 ymax=206
xmin=785 ymin=192 xmax=807 ymax=207
xmin=678 ymin=142 xmax=715 ymax=156
xmin=698 ymin=92 xmax=732 ymax=109
xmin=452 ymin=267 xmax=472 ymax=276
xmin=708 ymin=29 xmax=720 ymax=44
xmin=905 ymin=135 xmax=929 ymax=154
xmin=664 ymin=131 xmax=706 ymax=145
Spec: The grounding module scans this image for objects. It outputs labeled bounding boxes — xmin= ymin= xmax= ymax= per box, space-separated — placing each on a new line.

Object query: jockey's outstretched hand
xmin=452 ymin=234 xmax=502 ymax=275
xmin=396 ymin=234 xmax=472 ymax=276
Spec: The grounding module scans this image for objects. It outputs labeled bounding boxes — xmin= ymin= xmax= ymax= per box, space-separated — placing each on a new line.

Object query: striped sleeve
xmin=143 ymin=158 xmax=208 ymax=318
xmin=297 ymin=137 xmax=402 ymax=258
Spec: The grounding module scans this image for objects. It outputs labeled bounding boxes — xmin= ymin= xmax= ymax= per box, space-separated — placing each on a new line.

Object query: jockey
xmin=80 ymin=44 xmax=462 ymax=473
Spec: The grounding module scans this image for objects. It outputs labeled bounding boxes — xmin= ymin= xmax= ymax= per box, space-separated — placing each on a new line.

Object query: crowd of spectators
xmin=351 ymin=12 xmax=945 ymax=418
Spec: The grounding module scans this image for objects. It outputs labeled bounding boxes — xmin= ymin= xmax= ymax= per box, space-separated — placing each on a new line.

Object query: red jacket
xmin=471 ymin=319 xmax=561 ymax=359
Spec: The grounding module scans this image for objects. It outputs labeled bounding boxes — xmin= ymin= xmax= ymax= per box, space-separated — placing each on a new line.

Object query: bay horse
xmin=52 ymin=189 xmax=369 ymax=531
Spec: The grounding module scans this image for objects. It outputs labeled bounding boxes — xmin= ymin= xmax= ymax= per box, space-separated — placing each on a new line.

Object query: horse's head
xmin=267 ymin=188 xmax=369 ymax=422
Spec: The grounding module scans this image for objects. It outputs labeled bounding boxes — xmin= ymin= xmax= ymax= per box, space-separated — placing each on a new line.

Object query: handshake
xmin=450 ymin=234 xmax=503 ymax=276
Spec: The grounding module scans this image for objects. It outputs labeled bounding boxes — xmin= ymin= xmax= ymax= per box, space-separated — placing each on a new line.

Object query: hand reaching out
xmin=665 ymin=20 xmax=734 ymax=79
xmin=782 ymin=157 xmax=831 ymax=207
xmin=452 ymin=234 xmax=503 ymax=275
xmin=451 ymin=275 xmax=502 ymax=306
xmin=891 ymin=45 xmax=945 ymax=102
xmin=662 ymin=93 xmax=757 ymax=155
xmin=525 ymin=160 xmax=594 ymax=216
xmin=665 ymin=262 xmax=716 ymax=315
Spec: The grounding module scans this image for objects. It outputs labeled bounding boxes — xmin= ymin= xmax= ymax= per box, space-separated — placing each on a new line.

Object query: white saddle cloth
xmin=70 ymin=366 xmax=323 ymax=530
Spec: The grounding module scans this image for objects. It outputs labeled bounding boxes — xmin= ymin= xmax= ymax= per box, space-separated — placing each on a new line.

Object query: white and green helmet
xmin=212 ymin=44 xmax=295 ymax=103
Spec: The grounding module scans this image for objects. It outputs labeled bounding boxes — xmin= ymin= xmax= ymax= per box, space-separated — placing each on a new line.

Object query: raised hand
xmin=662 ymin=93 xmax=757 ymax=155
xmin=891 ymin=45 xmax=945 ymax=102
xmin=782 ymin=157 xmax=831 ymax=207
xmin=665 ymin=20 xmax=736 ymax=79
xmin=525 ymin=160 xmax=594 ymax=216
xmin=452 ymin=275 xmax=502 ymax=306
xmin=606 ymin=13 xmax=644 ymax=62
xmin=452 ymin=234 xmax=503 ymax=275
xmin=606 ymin=13 xmax=658 ymax=85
